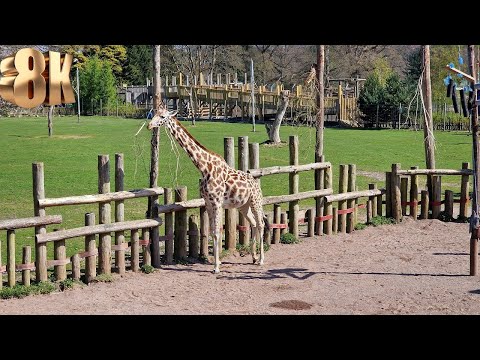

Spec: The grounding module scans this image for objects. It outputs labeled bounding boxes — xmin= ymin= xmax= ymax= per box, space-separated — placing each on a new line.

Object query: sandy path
xmin=0 ymin=218 xmax=478 ymax=315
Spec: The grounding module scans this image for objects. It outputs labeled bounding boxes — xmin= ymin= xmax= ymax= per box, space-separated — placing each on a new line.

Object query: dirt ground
xmin=1 ymin=218 xmax=479 ymax=315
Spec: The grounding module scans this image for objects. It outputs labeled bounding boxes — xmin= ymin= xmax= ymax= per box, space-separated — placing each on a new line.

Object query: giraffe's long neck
xmin=166 ymin=117 xmax=225 ymax=175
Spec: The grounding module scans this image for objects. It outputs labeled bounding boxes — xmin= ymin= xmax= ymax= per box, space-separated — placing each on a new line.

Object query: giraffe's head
xmin=147 ymin=108 xmax=178 ymax=130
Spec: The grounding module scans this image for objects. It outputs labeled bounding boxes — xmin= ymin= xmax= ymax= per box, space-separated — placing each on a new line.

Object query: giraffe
xmin=147 ymin=107 xmax=268 ymax=273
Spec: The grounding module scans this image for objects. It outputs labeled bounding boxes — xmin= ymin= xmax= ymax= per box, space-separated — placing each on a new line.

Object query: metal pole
xmin=251 ymin=59 xmax=256 ymax=132
xmin=76 ymin=67 xmax=81 ymax=123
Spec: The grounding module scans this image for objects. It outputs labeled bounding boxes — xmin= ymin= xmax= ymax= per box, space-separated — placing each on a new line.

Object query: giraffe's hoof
xmin=213 ymin=268 xmax=220 ymax=274
xmin=258 ymin=260 xmax=264 ymax=266
xmin=252 ymin=258 xmax=259 ymax=264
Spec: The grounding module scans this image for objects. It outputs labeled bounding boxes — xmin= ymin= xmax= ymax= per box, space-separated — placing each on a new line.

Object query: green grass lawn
xmin=0 ymin=115 xmax=472 ymax=265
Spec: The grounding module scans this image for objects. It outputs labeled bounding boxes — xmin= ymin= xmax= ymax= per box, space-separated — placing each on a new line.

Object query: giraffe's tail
xmin=263 ymin=214 xmax=270 ymax=240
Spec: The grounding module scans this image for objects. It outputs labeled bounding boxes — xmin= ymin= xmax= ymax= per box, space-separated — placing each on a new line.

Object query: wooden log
xmin=114 ymin=153 xmax=125 ymax=274
xmin=84 ymin=213 xmax=96 ymax=284
xmin=323 ymin=165 xmax=333 ymax=235
xmin=224 ymin=137 xmax=236 ymax=251
xmin=71 ymin=254 xmax=80 ymax=281
xmin=391 ymin=163 xmax=402 ymax=222
xmin=238 ymin=136 xmax=250 ymax=246
xmin=98 ymin=154 xmax=111 ymax=275
xmin=0 ymin=215 xmax=63 ymax=230
xmin=150 ymin=191 xmax=161 ymax=268
xmin=37 ymin=218 xmax=163 ymax=243
xmin=396 ymin=168 xmax=473 ymax=176
xmin=130 ymin=229 xmax=140 ymax=272
xmin=280 ymin=213 xmax=288 ymax=236
xmin=410 ymin=166 xmax=419 ymax=220
xmin=249 ymin=162 xmax=331 ymax=178
xmin=346 ymin=164 xmax=356 ymax=233
xmin=332 ymin=207 xmax=338 ymax=235
xmin=142 ymin=229 xmax=151 ymax=266
xmin=420 ymin=190 xmax=429 ymax=220
xmin=460 ymin=162 xmax=470 ymax=219
xmin=54 ymin=240 xmax=67 ymax=281
xmin=369 ymin=183 xmax=378 ymax=218
xmin=445 ymin=190 xmax=454 ymax=219
xmin=289 ymin=136 xmax=299 ymax=239
xmin=432 ymin=175 xmax=442 ymax=219
xmin=249 ymin=143 xmax=260 ymax=186
xmin=400 ymin=177 xmax=408 ymax=216
xmin=385 ymin=172 xmax=392 ymax=218
xmin=22 ymin=246 xmax=31 ymax=286
xmin=33 ymin=162 xmax=47 ymax=282
xmin=164 ymin=188 xmax=174 ymax=264
xmin=263 ymin=189 xmax=333 ymax=205
xmin=324 ymin=189 xmax=384 ymax=203
xmin=264 ymin=213 xmax=273 ymax=245
xmin=189 ymin=214 xmax=200 ymax=259
xmin=338 ymin=164 xmax=348 ymax=233
xmin=273 ymin=204 xmax=281 ymax=244
xmin=157 ymin=198 xmax=206 ymax=214
xmin=314 ymin=154 xmax=325 ymax=236
xmin=7 ymin=230 xmax=15 ymax=287
xmin=174 ymin=186 xmax=188 ymax=260
xmin=376 ymin=191 xmax=383 ymax=217
xmin=306 ymin=208 xmax=314 ymax=237
xmin=39 ymin=188 xmax=164 ymax=208
xmin=200 ymin=205 xmax=209 ymax=259
xmin=367 ymin=197 xmax=373 ymax=224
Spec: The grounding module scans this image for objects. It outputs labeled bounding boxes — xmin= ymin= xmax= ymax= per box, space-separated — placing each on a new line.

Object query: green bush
xmin=355 ymin=223 xmax=367 ymax=230
xmin=280 ymin=233 xmax=299 ymax=244
xmin=141 ymin=264 xmax=155 ymax=274
xmin=0 ymin=281 xmax=57 ymax=299
xmin=369 ymin=216 xmax=395 ymax=226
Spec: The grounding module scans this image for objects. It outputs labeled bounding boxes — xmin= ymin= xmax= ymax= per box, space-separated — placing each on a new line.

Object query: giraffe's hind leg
xmin=251 ymin=204 xmax=265 ymax=266
xmin=238 ymin=205 xmax=258 ymax=264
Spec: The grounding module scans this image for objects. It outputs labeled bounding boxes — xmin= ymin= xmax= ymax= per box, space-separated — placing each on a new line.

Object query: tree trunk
xmin=315 ymin=45 xmax=325 ymax=160
xmin=147 ymin=45 xmax=161 ymax=218
xmin=422 ymin=45 xmax=436 ymax=197
xmin=265 ymin=90 xmax=289 ymax=143
xmin=47 ymin=106 xmax=54 ymax=137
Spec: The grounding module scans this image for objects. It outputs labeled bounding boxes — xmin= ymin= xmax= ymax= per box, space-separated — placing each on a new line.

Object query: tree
xmin=265 ymin=90 xmax=289 ymax=143
xmin=123 ymin=45 xmax=153 ymax=85
xmin=79 ymin=56 xmax=117 ymax=114
xmin=358 ymin=72 xmax=385 ymax=122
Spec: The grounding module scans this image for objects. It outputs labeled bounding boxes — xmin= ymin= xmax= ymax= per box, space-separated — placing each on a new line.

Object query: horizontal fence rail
xmin=247 ymin=162 xmax=331 ymax=178
xmin=36 ymin=218 xmax=163 ymax=243
xmin=39 ymin=187 xmax=164 ymax=208
xmin=0 ymin=215 xmax=62 ymax=230
xmin=325 ymin=189 xmax=385 ymax=203
xmin=396 ymin=169 xmax=473 ymax=176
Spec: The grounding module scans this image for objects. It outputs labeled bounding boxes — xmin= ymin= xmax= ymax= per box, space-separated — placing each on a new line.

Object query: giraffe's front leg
xmin=258 ymin=224 xmax=265 ymax=266
xmin=209 ymin=206 xmax=223 ymax=274
xmin=250 ymin=226 xmax=258 ymax=264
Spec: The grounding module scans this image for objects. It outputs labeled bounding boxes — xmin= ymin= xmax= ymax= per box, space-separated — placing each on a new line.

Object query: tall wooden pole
xmin=468 ymin=45 xmax=479 ymax=276
xmin=314 ymin=45 xmax=325 ymax=235
xmin=422 ymin=45 xmax=436 ymax=198
xmin=251 ymin=59 xmax=256 ymax=132
xmin=148 ymin=45 xmax=161 ymax=219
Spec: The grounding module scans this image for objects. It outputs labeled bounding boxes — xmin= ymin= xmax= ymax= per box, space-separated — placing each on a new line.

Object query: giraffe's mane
xmin=173 ymin=117 xmax=223 ymax=159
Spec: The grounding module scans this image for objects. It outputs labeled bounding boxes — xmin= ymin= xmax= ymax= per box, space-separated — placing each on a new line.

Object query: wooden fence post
xmin=54 ymin=240 xmax=67 ymax=281
xmin=189 ymin=214 xmax=200 ymax=259
xmin=332 ymin=207 xmax=338 ymax=235
xmin=0 ymin=240 xmax=2 ymax=289
xmin=142 ymin=229 xmax=151 ymax=266
xmin=315 ymin=154 xmax=325 ymax=235
xmin=22 ymin=246 xmax=31 ymax=287
xmin=400 ymin=177 xmax=408 ymax=216
xmin=84 ymin=213 xmax=96 ymax=284
xmin=115 ymin=153 xmax=126 ymax=274
xmin=224 ymin=137 xmax=236 ymax=250
xmin=391 ymin=164 xmax=402 ymax=222
xmin=410 ymin=166 xmax=419 ymax=219
xmin=273 ymin=204 xmax=281 ymax=244
xmin=338 ymin=164 xmax=348 ymax=233
xmin=347 ymin=164 xmax=356 ymax=233
xmin=33 ymin=162 xmax=47 ymax=282
xmin=174 ymin=186 xmax=188 ymax=260
xmin=289 ymin=136 xmax=299 ymax=239
xmin=130 ymin=229 xmax=140 ymax=272
xmin=198 ymin=181 xmax=209 ymax=259
xmin=238 ymin=136 xmax=250 ymax=246
xmin=445 ymin=190 xmax=454 ymax=219
xmin=71 ymin=254 xmax=80 ymax=281
xmin=280 ymin=213 xmax=288 ymax=236
xmin=369 ymin=183 xmax=377 ymax=218
xmin=249 ymin=143 xmax=260 ymax=184
xmin=420 ymin=190 xmax=429 ymax=220
xmin=432 ymin=175 xmax=442 ymax=219
xmin=164 ymin=188 xmax=174 ymax=264
xmin=7 ymin=230 xmax=15 ymax=287
xmin=460 ymin=162 xmax=470 ymax=219
xmin=323 ymin=165 xmax=333 ymax=235
xmin=306 ymin=208 xmax=315 ymax=237
xmin=98 ymin=154 xmax=111 ymax=275
xmin=385 ymin=171 xmax=392 ymax=218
